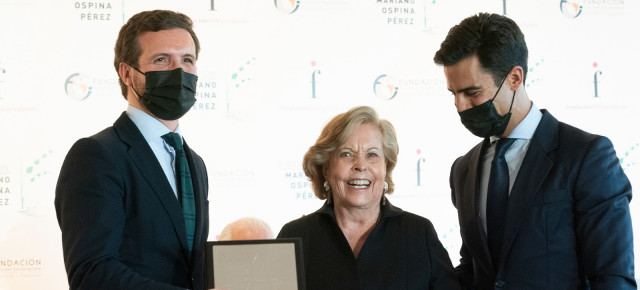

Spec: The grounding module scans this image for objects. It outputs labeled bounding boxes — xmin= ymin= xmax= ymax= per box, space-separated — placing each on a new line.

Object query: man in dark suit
xmin=433 ymin=13 xmax=635 ymax=289
xmin=55 ymin=10 xmax=209 ymax=289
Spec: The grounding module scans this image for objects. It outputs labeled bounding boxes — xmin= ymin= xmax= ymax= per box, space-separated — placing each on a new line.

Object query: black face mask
xmin=458 ymin=73 xmax=515 ymax=138
xmin=130 ymin=66 xmax=198 ymax=120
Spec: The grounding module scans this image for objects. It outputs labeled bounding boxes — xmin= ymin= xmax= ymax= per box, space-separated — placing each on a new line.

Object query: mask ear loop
xmin=493 ymin=71 xmax=516 ymax=115
xmin=506 ymin=90 xmax=516 ymax=113
xmin=491 ymin=73 xmax=509 ymax=101
xmin=129 ymin=64 xmax=146 ymax=75
xmin=128 ymin=64 xmax=150 ymax=105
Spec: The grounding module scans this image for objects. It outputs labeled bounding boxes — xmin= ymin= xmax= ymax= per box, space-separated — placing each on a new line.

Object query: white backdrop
xmin=1 ymin=0 xmax=639 ymax=288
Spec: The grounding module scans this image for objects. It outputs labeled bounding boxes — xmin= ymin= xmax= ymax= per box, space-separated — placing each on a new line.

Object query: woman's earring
xmin=384 ymin=181 xmax=389 ymax=193
xmin=324 ymin=181 xmax=332 ymax=204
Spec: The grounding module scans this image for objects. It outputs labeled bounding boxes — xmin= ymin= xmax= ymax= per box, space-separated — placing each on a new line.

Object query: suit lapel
xmin=113 ymin=113 xmax=190 ymax=253
xmin=499 ymin=110 xmax=557 ymax=269
xmin=463 ymin=139 xmax=495 ymax=273
xmin=184 ymin=140 xmax=206 ymax=260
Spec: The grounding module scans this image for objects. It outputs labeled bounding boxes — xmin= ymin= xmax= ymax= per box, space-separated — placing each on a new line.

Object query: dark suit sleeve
xmin=449 ymin=159 xmax=475 ymax=290
xmin=573 ymin=136 xmax=636 ymax=289
xmin=454 ymin=240 xmax=476 ymax=290
xmin=54 ymin=138 xmax=183 ymax=290
xmin=426 ymin=220 xmax=461 ymax=290
xmin=186 ymin=147 xmax=210 ymax=290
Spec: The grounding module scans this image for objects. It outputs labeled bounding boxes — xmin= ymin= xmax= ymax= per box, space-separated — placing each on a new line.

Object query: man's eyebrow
xmin=146 ymin=53 xmax=169 ymax=60
xmin=449 ymin=86 xmax=482 ymax=94
xmin=146 ymin=52 xmax=197 ymax=59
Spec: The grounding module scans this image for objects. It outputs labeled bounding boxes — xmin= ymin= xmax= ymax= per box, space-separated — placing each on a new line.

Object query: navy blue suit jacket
xmin=450 ymin=110 xmax=635 ymax=289
xmin=55 ymin=112 xmax=209 ymax=290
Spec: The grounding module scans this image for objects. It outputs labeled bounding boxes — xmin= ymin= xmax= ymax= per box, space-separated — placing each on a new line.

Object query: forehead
xmin=137 ymin=28 xmax=195 ymax=55
xmin=443 ymin=55 xmax=493 ymax=90
xmin=343 ymin=123 xmax=383 ymax=146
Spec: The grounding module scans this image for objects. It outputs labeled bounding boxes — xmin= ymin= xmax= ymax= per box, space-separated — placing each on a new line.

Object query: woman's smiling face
xmin=324 ymin=123 xmax=386 ymax=210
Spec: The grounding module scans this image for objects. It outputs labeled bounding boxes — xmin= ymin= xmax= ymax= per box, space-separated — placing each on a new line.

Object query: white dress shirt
xmin=126 ymin=105 xmax=181 ymax=198
xmin=479 ymin=103 xmax=543 ymax=233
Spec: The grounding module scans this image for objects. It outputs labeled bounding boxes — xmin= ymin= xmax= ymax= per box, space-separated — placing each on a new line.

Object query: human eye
xmin=153 ymin=56 xmax=168 ymax=64
xmin=368 ymin=151 xmax=381 ymax=159
xmin=464 ymin=90 xmax=480 ymax=97
xmin=339 ymin=151 xmax=351 ymax=158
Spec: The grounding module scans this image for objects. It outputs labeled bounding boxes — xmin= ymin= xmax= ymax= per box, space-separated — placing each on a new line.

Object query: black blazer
xmin=278 ymin=200 xmax=460 ymax=290
xmin=450 ymin=109 xmax=635 ymax=289
xmin=55 ymin=112 xmax=209 ymax=290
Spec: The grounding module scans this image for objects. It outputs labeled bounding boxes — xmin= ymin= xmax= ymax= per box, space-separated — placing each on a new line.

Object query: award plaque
xmin=205 ymin=238 xmax=306 ymax=290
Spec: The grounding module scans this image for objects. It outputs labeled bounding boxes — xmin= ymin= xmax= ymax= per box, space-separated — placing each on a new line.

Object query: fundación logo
xmin=275 ymin=0 xmax=301 ymax=14
xmin=0 ymin=257 xmax=43 ymax=276
xmin=560 ymin=0 xmax=583 ymax=18
xmin=560 ymin=0 xmax=624 ymax=18
xmin=373 ymin=74 xmax=399 ymax=100
xmin=64 ymin=73 xmax=92 ymax=101
xmin=63 ymin=72 xmax=119 ymax=101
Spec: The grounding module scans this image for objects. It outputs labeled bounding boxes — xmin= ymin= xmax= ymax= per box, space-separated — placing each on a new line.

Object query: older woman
xmin=278 ymin=106 xmax=459 ymax=289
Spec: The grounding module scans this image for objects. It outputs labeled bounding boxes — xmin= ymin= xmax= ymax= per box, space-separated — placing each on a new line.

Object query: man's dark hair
xmin=113 ymin=10 xmax=200 ymax=99
xmin=434 ymin=13 xmax=528 ymax=85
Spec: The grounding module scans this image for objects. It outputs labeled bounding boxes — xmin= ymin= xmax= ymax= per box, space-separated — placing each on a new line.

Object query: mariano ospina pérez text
xmin=75 ymin=2 xmax=112 ymax=21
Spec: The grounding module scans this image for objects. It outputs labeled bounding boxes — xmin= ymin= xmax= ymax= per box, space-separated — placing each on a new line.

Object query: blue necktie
xmin=162 ymin=132 xmax=196 ymax=253
xmin=486 ymin=138 xmax=516 ymax=269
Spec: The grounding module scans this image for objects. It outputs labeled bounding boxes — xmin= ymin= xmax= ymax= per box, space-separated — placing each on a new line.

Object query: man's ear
xmin=118 ymin=62 xmax=134 ymax=86
xmin=507 ymin=65 xmax=524 ymax=91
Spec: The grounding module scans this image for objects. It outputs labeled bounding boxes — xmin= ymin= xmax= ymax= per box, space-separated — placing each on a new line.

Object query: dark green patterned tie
xmin=162 ymin=132 xmax=196 ymax=253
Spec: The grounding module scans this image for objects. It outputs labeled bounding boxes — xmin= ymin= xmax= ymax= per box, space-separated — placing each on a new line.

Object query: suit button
xmin=495 ymin=280 xmax=506 ymax=288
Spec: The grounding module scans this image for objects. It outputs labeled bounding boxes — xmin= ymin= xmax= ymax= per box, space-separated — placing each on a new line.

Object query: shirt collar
xmin=126 ymin=105 xmax=181 ymax=142
xmin=490 ymin=102 xmax=542 ymax=143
